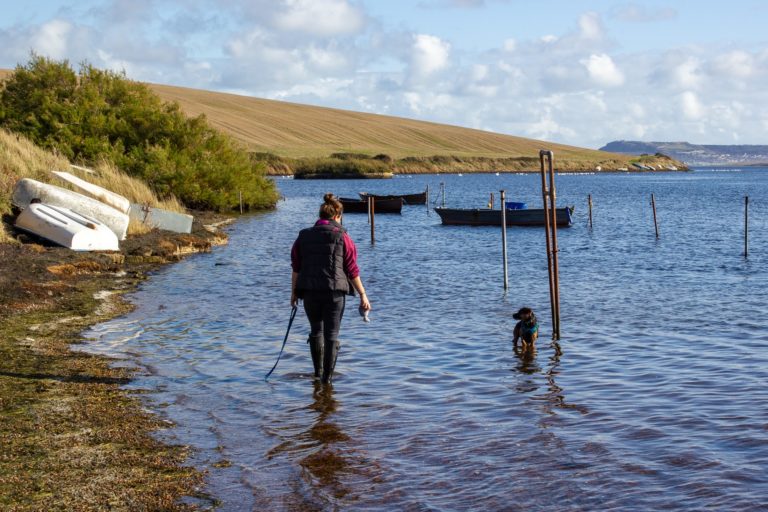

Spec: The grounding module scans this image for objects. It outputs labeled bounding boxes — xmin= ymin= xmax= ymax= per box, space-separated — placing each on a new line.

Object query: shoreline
xmin=0 ymin=212 xmax=233 ymax=510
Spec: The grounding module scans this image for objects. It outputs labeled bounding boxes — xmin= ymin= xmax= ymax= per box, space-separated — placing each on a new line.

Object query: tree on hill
xmin=0 ymin=55 xmax=278 ymax=211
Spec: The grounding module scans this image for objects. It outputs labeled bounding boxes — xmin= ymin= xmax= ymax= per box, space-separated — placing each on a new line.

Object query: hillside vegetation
xmin=148 ymin=83 xmax=680 ymax=174
xmin=0 ymin=58 xmax=278 ymax=211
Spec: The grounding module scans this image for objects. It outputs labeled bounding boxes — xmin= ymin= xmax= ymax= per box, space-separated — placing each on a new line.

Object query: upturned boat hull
xmin=14 ymin=203 xmax=120 ymax=251
xmin=12 ymin=178 xmax=129 ymax=240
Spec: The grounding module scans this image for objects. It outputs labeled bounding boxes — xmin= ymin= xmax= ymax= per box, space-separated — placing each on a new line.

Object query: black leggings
xmin=302 ymin=291 xmax=346 ymax=383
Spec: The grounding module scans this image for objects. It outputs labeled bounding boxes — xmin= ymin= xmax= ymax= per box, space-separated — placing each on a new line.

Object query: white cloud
xmin=274 ymin=0 xmax=365 ymax=36
xmin=502 ymin=38 xmax=516 ymax=53
xmin=673 ymin=57 xmax=702 ymax=89
xmin=712 ymin=50 xmax=754 ymax=79
xmin=582 ymin=53 xmax=624 ymax=87
xmin=34 ymin=19 xmax=72 ymax=59
xmin=579 ymin=12 xmax=603 ymax=40
xmin=680 ymin=91 xmax=704 ymax=119
xmin=411 ymin=34 xmax=450 ymax=78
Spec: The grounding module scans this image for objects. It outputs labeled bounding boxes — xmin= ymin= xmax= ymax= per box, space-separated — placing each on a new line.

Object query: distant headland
xmin=601 ymin=140 xmax=768 ymax=167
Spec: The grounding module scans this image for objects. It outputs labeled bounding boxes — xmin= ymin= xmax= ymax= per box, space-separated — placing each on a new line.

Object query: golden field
xmin=0 ymin=68 xmax=673 ymax=172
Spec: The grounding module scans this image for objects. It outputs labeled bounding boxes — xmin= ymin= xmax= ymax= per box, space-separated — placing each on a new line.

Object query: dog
xmin=512 ymin=307 xmax=538 ymax=350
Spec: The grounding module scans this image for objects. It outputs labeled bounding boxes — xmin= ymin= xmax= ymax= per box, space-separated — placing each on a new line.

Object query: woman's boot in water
xmin=321 ymin=339 xmax=340 ymax=384
xmin=308 ymin=335 xmax=323 ymax=379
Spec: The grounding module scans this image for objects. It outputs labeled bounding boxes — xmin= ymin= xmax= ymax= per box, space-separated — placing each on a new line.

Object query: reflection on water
xmin=83 ymin=169 xmax=768 ymax=511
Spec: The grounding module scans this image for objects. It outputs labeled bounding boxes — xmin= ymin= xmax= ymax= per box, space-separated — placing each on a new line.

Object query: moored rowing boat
xmin=435 ymin=206 xmax=573 ymax=227
xmin=340 ymin=196 xmax=403 ymax=214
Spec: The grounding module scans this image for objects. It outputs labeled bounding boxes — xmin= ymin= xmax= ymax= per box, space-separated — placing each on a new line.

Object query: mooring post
xmin=490 ymin=192 xmax=495 ymax=209
xmin=540 ymin=150 xmax=561 ymax=340
xmin=441 ymin=182 xmax=446 ymax=207
xmin=500 ymin=190 xmax=509 ymax=291
xmin=745 ymin=195 xmax=749 ymax=258
xmin=588 ymin=194 xmax=593 ymax=229
xmin=370 ymin=196 xmax=375 ymax=245
xmin=651 ymin=193 xmax=659 ymax=239
xmin=239 ymin=191 xmax=243 ymax=214
xmin=426 ymin=184 xmax=430 ymax=213
xmin=548 ymin=157 xmax=561 ymax=341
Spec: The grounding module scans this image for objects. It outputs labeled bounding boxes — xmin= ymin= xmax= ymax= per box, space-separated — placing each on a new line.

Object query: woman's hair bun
xmin=324 ymin=192 xmax=335 ymax=203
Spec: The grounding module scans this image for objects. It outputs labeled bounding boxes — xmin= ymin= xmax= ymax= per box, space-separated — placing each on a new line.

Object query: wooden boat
xmin=52 ymin=171 xmax=131 ymax=213
xmin=14 ymin=203 xmax=119 ymax=251
xmin=359 ymin=188 xmax=428 ymax=205
xmin=340 ymin=196 xmax=403 ymax=214
xmin=435 ymin=206 xmax=574 ymax=227
xmin=12 ymin=178 xmax=129 ymax=240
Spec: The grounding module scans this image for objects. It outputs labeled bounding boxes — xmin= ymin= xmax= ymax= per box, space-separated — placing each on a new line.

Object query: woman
xmin=291 ymin=193 xmax=371 ymax=384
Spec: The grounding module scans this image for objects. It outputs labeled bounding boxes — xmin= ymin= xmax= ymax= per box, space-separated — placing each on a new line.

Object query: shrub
xmin=328 ymin=152 xmax=372 ymax=161
xmin=293 ymin=157 xmax=388 ymax=178
xmin=0 ymin=55 xmax=278 ymax=211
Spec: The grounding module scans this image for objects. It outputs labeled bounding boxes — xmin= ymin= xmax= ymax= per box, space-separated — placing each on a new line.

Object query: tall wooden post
xmin=588 ymin=194 xmax=593 ymax=229
xmin=369 ymin=196 xmax=375 ymax=245
xmin=651 ymin=193 xmax=659 ymax=239
xmin=500 ymin=190 xmax=508 ymax=291
xmin=745 ymin=195 xmax=749 ymax=258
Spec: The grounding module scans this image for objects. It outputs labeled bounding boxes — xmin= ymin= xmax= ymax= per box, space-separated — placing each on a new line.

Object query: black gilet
xmin=295 ymin=221 xmax=350 ymax=296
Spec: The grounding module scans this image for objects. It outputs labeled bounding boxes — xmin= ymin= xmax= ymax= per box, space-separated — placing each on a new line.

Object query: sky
xmin=1 ymin=0 xmax=767 ymax=149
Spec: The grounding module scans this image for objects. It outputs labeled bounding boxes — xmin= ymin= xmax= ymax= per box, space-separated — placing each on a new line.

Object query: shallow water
xmin=84 ymin=169 xmax=768 ymax=510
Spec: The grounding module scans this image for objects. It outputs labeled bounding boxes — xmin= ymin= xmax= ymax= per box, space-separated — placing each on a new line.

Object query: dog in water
xmin=512 ymin=307 xmax=539 ymax=350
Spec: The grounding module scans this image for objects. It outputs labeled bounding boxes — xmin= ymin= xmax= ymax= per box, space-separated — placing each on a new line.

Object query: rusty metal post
xmin=540 ymin=150 xmax=560 ymax=340
xmin=500 ymin=190 xmax=508 ymax=291
xmin=745 ymin=196 xmax=749 ymax=258
xmin=548 ymin=155 xmax=561 ymax=341
xmin=588 ymin=194 xmax=593 ymax=229
xmin=651 ymin=193 xmax=659 ymax=239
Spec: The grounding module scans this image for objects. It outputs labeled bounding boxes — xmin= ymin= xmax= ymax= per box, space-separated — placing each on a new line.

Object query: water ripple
xmin=80 ymin=170 xmax=768 ymax=511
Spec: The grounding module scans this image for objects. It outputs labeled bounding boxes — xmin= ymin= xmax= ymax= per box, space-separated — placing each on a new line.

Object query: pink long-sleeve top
xmin=291 ymin=219 xmax=360 ymax=279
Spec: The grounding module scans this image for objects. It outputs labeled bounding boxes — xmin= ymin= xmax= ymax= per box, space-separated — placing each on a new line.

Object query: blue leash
xmin=264 ymin=305 xmax=298 ymax=381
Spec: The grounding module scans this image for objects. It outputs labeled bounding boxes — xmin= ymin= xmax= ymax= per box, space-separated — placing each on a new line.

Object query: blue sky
xmin=1 ymin=1 xmax=767 ymax=148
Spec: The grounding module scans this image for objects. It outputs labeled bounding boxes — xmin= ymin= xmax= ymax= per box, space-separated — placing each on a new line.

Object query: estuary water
xmin=83 ymin=169 xmax=768 ymax=511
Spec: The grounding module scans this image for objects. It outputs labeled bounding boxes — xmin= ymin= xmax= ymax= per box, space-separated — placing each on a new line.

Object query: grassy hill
xmin=0 ymin=68 xmax=682 ymax=173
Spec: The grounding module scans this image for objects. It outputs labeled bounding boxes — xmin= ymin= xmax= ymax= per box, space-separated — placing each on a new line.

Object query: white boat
xmin=15 ymin=203 xmax=119 ymax=251
xmin=128 ymin=203 xmax=193 ymax=234
xmin=12 ymin=178 xmax=129 ymax=240
xmin=52 ymin=170 xmax=131 ymax=213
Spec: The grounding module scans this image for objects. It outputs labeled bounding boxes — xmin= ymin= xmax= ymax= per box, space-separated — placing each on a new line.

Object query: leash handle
xmin=264 ymin=305 xmax=298 ymax=381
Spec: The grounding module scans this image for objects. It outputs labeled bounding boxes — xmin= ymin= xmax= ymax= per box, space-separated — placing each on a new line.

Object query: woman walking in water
xmin=291 ymin=193 xmax=371 ymax=384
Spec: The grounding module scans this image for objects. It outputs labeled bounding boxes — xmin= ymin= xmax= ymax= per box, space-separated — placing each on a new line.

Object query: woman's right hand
xmin=359 ymin=293 xmax=371 ymax=311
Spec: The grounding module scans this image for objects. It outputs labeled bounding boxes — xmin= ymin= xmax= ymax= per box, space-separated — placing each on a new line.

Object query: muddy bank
xmin=0 ymin=213 xmax=232 ymax=511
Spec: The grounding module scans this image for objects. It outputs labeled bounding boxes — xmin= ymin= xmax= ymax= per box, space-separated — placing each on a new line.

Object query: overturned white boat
xmin=12 ymin=178 xmax=129 ymax=240
xmin=128 ymin=203 xmax=193 ymax=234
xmin=52 ymin=170 xmax=131 ymax=214
xmin=15 ymin=203 xmax=119 ymax=251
